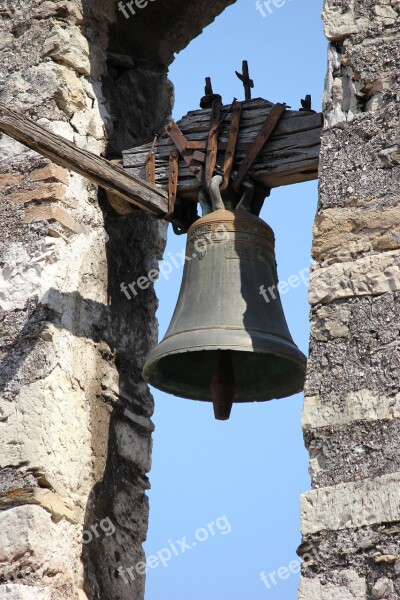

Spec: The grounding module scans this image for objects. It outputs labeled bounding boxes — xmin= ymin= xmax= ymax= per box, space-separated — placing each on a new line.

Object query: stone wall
xmin=299 ymin=1 xmax=400 ymax=599
xmin=0 ymin=1 xmax=234 ymax=599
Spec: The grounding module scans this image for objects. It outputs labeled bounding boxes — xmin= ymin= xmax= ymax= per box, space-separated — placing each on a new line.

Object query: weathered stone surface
xmin=0 ymin=468 xmax=38 ymax=496
xmin=0 ymin=487 xmax=78 ymax=523
xmin=52 ymin=64 xmax=87 ymax=116
xmin=299 ymin=522 xmax=400 ymax=568
xmin=24 ymin=205 xmax=84 ymax=232
xmin=309 ymin=250 xmax=400 ymax=305
xmin=322 ymin=1 xmax=368 ymax=41
xmin=305 ymin=293 xmax=400 ymax=410
xmin=322 ymin=0 xmax=400 ymax=128
xmin=303 ymin=390 xmax=400 ymax=430
xmin=319 ymin=108 xmax=400 ymax=210
xmin=0 ymin=585 xmax=52 ymax=599
xmin=310 ymin=303 xmax=352 ymax=341
xmin=29 ymin=164 xmax=69 ymax=185
xmin=305 ymin=418 xmax=400 ymax=488
xmin=108 ymin=0 xmax=236 ymax=65
xmin=0 ymin=505 xmax=79 ymax=582
xmin=8 ymin=183 xmax=68 ymax=206
xmin=312 ymin=206 xmax=400 ymax=262
xmin=114 ymin=420 xmax=152 ymax=472
xmin=372 ymin=576 xmax=395 ymax=598
xmin=0 ymin=173 xmax=22 ymax=187
xmin=42 ymin=24 xmax=92 ymax=76
xmin=299 ymin=569 xmax=366 ymax=600
xmin=0 ymin=342 xmax=94 ymax=495
xmin=300 ymin=473 xmax=400 ymax=535
xmin=303 ymin=10 xmax=400 ymax=571
xmin=298 ymin=521 xmax=400 ymax=599
xmin=113 ymin=482 xmax=149 ymax=539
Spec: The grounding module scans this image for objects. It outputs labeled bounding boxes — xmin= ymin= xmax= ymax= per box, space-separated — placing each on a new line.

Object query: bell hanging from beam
xmin=143 ymin=175 xmax=307 ymax=421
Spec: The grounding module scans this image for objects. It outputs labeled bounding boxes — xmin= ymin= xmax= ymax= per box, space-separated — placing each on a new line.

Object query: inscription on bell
xmin=224 ymin=242 xmax=272 ymax=263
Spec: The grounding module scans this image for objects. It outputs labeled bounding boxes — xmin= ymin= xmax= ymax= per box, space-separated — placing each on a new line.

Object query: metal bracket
xmin=221 ymin=100 xmax=243 ymax=192
xmin=203 ymin=95 xmax=222 ymax=189
xmin=232 ymin=102 xmax=286 ymax=193
xmin=165 ymin=120 xmax=203 ymax=182
xmin=145 ymin=134 xmax=158 ymax=185
xmin=167 ymin=149 xmax=179 ymax=219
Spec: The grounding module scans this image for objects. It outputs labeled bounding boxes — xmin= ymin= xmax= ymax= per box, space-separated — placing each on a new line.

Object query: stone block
xmin=0 ymin=173 xmax=22 ymax=187
xmin=299 ymin=570 xmax=366 ymax=600
xmin=312 ymin=207 xmax=400 ymax=262
xmin=114 ymin=420 xmax=152 ymax=473
xmin=305 ymin=293 xmax=400 ymax=403
xmin=303 ymin=389 xmax=400 ymax=430
xmin=305 ymin=418 xmax=400 ymax=488
xmin=42 ymin=25 xmax=91 ymax=76
xmin=0 ymin=585 xmax=52 ymax=599
xmin=29 ymin=165 xmax=69 ymax=185
xmin=0 ymin=505 xmax=78 ymax=572
xmin=309 ymin=250 xmax=400 ymax=305
xmin=8 ymin=184 xmax=67 ymax=206
xmin=24 ymin=205 xmax=83 ymax=233
xmin=300 ymin=473 xmax=400 ymax=535
xmin=311 ymin=304 xmax=352 ymax=341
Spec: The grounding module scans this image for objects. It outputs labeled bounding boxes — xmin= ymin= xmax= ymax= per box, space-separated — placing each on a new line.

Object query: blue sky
xmin=144 ymin=2 xmax=326 ymax=598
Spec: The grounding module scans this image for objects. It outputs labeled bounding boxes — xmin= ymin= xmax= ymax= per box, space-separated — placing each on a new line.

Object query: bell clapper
xmin=211 ymin=350 xmax=235 ymax=421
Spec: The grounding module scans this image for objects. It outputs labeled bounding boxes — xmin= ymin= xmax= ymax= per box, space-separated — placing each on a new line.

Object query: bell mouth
xmin=143 ymin=329 xmax=306 ymax=403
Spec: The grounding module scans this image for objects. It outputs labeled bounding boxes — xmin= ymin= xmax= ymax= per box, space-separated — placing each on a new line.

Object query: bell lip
xmin=144 ymin=328 xmax=307 ymax=367
xmin=142 ymin=330 xmax=307 ymax=403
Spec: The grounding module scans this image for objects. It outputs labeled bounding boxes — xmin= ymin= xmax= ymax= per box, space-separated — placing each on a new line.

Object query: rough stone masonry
xmin=1 ymin=1 xmax=399 ymax=599
xmin=298 ymin=1 xmax=400 ymax=599
xmin=0 ymin=1 xmax=234 ymax=599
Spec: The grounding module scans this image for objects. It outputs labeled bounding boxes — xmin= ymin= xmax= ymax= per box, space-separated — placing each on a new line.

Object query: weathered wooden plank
xmin=125 ymin=130 xmax=321 ymax=198
xmin=172 ymin=99 xmax=317 ymax=129
xmin=123 ymin=98 xmax=322 ymax=200
xmin=125 ymin=112 xmax=322 ymax=157
xmin=0 ymin=104 xmax=169 ymax=217
xmin=232 ymin=102 xmax=286 ymax=192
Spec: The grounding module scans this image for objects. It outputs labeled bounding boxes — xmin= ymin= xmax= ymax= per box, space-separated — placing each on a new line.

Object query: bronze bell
xmin=143 ymin=176 xmax=306 ymax=420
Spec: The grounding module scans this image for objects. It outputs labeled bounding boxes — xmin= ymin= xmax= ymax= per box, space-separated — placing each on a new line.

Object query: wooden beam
xmin=123 ymin=98 xmax=322 ymax=201
xmin=0 ymin=104 xmax=169 ymax=218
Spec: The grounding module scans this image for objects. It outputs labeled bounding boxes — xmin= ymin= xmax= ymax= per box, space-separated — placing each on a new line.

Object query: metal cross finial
xmin=235 ymin=60 xmax=254 ymax=101
xmin=300 ymin=95 xmax=313 ymax=112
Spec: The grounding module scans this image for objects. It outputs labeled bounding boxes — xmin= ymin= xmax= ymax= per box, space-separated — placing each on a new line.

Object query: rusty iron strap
xmin=221 ymin=100 xmax=243 ymax=192
xmin=165 ymin=120 xmax=203 ymax=182
xmin=145 ymin=134 xmax=158 ymax=185
xmin=167 ymin=149 xmax=179 ymax=218
xmin=232 ymin=102 xmax=286 ymax=193
xmin=203 ymin=96 xmax=222 ymax=188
